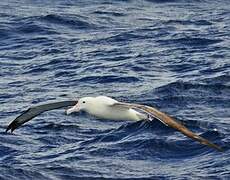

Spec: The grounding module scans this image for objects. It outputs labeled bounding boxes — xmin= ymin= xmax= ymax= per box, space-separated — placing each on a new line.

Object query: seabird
xmin=6 ymin=96 xmax=223 ymax=151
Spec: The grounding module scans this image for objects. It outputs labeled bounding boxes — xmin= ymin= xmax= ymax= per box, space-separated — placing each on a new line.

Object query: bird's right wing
xmin=113 ymin=102 xmax=223 ymax=152
xmin=6 ymin=100 xmax=78 ymax=133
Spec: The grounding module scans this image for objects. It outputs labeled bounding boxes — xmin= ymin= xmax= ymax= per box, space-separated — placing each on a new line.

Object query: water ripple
xmin=0 ymin=0 xmax=229 ymax=179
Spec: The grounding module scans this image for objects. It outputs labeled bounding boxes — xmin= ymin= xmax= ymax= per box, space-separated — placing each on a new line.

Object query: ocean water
xmin=0 ymin=0 xmax=230 ymax=179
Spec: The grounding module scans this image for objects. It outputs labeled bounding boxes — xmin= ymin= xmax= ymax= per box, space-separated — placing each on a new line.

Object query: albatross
xmin=6 ymin=96 xmax=223 ymax=151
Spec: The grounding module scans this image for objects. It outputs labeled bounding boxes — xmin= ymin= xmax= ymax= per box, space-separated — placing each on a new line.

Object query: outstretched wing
xmin=113 ymin=102 xmax=223 ymax=151
xmin=6 ymin=100 xmax=78 ymax=133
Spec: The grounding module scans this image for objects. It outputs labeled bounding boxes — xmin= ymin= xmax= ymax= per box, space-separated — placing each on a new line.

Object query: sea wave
xmin=0 ymin=0 xmax=229 ymax=179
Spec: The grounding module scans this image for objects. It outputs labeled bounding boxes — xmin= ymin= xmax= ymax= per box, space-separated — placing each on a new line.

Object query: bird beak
xmin=66 ymin=103 xmax=80 ymax=115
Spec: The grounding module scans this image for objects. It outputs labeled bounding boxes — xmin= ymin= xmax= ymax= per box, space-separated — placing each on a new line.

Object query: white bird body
xmin=66 ymin=96 xmax=147 ymax=121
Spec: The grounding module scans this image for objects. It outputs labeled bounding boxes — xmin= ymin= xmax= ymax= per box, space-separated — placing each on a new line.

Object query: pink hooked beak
xmin=66 ymin=102 xmax=80 ymax=115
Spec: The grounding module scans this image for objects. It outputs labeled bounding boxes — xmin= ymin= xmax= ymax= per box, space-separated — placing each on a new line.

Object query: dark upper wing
xmin=112 ymin=102 xmax=223 ymax=152
xmin=6 ymin=100 xmax=78 ymax=133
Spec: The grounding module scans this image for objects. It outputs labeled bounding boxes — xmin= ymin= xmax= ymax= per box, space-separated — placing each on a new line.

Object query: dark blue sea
xmin=0 ymin=0 xmax=230 ymax=179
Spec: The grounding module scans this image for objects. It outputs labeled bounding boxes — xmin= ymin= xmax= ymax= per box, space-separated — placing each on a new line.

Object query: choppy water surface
xmin=0 ymin=0 xmax=230 ymax=179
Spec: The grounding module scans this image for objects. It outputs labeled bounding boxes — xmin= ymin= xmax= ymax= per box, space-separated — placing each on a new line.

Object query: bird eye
xmin=82 ymin=101 xmax=86 ymax=104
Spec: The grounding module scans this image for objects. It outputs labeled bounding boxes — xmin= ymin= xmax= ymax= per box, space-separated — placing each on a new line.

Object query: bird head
xmin=66 ymin=97 xmax=94 ymax=115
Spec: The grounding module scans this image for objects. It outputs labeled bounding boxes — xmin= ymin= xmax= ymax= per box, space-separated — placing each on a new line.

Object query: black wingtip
xmin=5 ymin=127 xmax=13 ymax=133
xmin=6 ymin=122 xmax=17 ymax=133
xmin=5 ymin=127 xmax=10 ymax=133
xmin=6 ymin=123 xmax=11 ymax=133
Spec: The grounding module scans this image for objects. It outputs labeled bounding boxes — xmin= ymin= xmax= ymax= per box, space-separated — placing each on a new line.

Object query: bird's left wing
xmin=112 ymin=102 xmax=223 ymax=152
xmin=6 ymin=100 xmax=78 ymax=133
